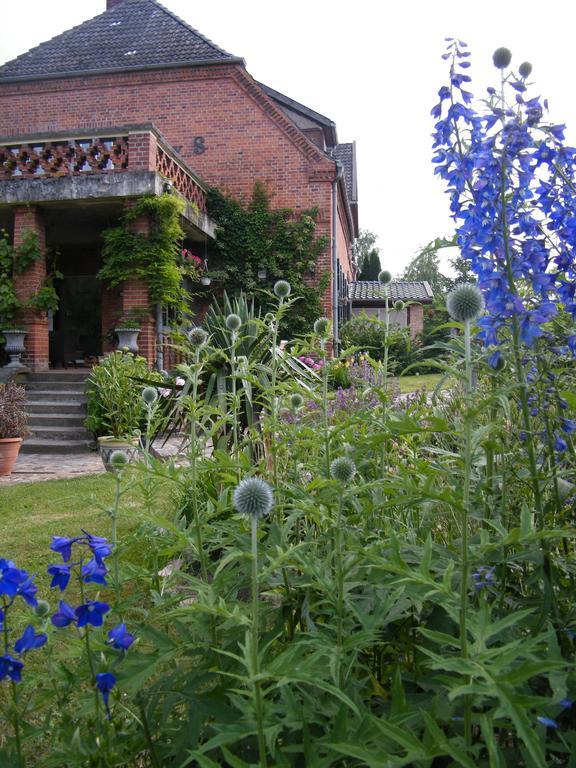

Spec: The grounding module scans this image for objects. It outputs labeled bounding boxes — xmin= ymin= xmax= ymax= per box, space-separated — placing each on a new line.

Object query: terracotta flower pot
xmin=0 ymin=437 xmax=23 ymax=477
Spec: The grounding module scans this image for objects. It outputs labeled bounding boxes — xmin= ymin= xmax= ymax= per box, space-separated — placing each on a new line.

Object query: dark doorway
xmin=50 ymin=276 xmax=102 ymax=367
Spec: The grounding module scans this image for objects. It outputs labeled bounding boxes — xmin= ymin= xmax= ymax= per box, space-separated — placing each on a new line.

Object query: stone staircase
xmin=23 ymin=371 xmax=93 ymax=454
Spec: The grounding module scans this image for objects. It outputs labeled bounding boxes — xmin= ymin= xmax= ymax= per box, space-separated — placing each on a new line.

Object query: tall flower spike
xmin=233 ymin=477 xmax=274 ymax=519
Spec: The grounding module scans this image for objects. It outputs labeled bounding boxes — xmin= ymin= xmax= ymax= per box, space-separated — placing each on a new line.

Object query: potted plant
xmin=0 ymin=380 xmax=28 ymax=476
xmin=114 ymin=315 xmax=143 ymax=353
xmin=85 ymin=350 xmax=163 ymax=470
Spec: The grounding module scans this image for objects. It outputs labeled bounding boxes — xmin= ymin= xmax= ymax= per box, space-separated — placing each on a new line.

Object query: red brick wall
xmin=0 ymin=63 xmax=356 ymax=340
xmin=12 ymin=206 xmax=49 ymax=371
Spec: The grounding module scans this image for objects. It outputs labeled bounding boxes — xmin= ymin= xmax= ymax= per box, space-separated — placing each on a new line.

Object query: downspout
xmin=156 ymin=303 xmax=164 ymax=371
xmin=332 ymin=162 xmax=344 ymax=356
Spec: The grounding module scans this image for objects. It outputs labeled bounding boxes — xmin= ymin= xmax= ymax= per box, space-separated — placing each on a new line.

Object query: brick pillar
xmin=13 ymin=206 xmax=49 ymax=371
xmin=408 ymin=303 xmax=424 ymax=339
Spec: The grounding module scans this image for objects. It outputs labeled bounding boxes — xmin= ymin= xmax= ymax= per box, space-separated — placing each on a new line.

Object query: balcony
xmin=0 ymin=125 xmax=212 ymax=235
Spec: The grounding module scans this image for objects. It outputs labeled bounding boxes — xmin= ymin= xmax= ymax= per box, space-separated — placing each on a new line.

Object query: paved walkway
xmin=0 ymin=437 xmax=188 ymax=486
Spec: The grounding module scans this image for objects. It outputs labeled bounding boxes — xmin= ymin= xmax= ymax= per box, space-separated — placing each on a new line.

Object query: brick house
xmin=0 ymin=0 xmax=358 ymax=371
xmin=348 ymin=281 xmax=434 ymax=338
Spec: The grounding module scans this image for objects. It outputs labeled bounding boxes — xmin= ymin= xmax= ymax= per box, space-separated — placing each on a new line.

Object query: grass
xmin=399 ymin=372 xmax=447 ymax=393
xmin=0 ymin=474 xmax=118 ymax=574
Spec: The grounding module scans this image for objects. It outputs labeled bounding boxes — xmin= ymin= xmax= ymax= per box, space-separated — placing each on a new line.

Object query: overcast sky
xmin=2 ymin=0 xmax=576 ymax=276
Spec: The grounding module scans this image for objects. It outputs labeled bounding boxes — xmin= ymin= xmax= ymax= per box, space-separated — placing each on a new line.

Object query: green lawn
xmin=0 ymin=474 xmax=118 ymax=573
xmin=399 ymin=372 xmax=447 ymax=393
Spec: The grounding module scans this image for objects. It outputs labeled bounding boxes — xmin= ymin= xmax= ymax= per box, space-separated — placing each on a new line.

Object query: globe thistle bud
xmin=34 ymin=599 xmax=50 ymax=617
xmin=519 ymin=61 xmax=532 ymax=78
xmin=225 ymin=313 xmax=242 ymax=332
xmin=394 ymin=300 xmax=405 ymax=311
xmin=313 ymin=317 xmax=331 ymax=338
xmin=493 ymin=47 xmax=512 ymax=69
xmin=142 ymin=386 xmax=158 ymax=405
xmin=233 ymin=477 xmax=274 ymax=519
xmin=188 ymin=326 xmax=208 ymax=348
xmin=274 ymin=279 xmax=291 ymax=299
xmin=330 ymin=456 xmax=356 ymax=484
xmin=110 ymin=450 xmax=129 ymax=469
xmin=290 ymin=393 xmax=304 ymax=410
xmin=378 ymin=270 xmax=392 ymax=285
xmin=446 ymin=283 xmax=485 ymax=323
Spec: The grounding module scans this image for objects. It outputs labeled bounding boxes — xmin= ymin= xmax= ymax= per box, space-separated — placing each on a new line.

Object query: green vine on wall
xmin=99 ymin=194 xmax=191 ymax=309
xmin=0 ymin=229 xmax=58 ymax=328
xmin=207 ymin=182 xmax=329 ymax=337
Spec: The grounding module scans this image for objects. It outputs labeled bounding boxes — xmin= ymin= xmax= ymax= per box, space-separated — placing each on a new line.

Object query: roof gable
xmin=0 ymin=0 xmax=240 ymax=81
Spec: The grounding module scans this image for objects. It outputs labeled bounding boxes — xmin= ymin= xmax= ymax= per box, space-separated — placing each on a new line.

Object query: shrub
xmin=85 ymin=351 xmax=162 ymax=438
xmin=340 ymin=312 xmax=412 ymax=371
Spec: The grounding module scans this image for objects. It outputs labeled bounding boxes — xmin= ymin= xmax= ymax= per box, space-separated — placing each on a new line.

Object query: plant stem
xmin=321 ymin=341 xmax=330 ymax=476
xmin=251 ymin=515 xmax=267 ymax=768
xmin=381 ymin=287 xmax=390 ymax=475
xmin=460 ymin=319 xmax=473 ymax=747
xmin=3 ymin=600 xmax=23 ymax=768
xmin=270 ymin=308 xmax=281 ymax=490
xmin=335 ymin=491 xmax=345 ymax=689
xmin=190 ymin=349 xmax=208 ymax=584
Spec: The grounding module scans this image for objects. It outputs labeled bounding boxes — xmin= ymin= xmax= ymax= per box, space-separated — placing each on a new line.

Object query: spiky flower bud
xmin=378 ymin=270 xmax=392 ymax=285
xmin=110 ymin=450 xmax=129 ymax=469
xmin=274 ymin=279 xmax=291 ymax=299
xmin=142 ymin=387 xmax=158 ymax=405
xmin=330 ymin=456 xmax=356 ymax=484
xmin=519 ymin=61 xmax=532 ymax=78
xmin=446 ymin=283 xmax=485 ymax=323
xmin=188 ymin=326 xmax=208 ymax=347
xmin=225 ymin=313 xmax=242 ymax=332
xmin=34 ymin=599 xmax=50 ymax=617
xmin=290 ymin=393 xmax=304 ymax=410
xmin=394 ymin=300 xmax=405 ymax=311
xmin=233 ymin=477 xmax=274 ymax=519
xmin=313 ymin=317 xmax=331 ymax=338
xmin=493 ymin=47 xmax=512 ymax=69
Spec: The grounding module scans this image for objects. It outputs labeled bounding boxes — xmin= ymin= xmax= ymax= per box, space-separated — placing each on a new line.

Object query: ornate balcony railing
xmin=0 ymin=136 xmax=129 ymax=177
xmin=156 ymin=144 xmax=206 ymax=213
xmin=0 ymin=127 xmax=207 ymax=213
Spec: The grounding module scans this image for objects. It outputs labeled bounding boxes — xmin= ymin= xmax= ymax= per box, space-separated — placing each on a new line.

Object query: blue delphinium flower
xmin=108 ymin=623 xmax=135 ymax=651
xmin=0 ymin=559 xmax=38 ymax=606
xmin=559 ymin=698 xmax=573 ymax=709
xmin=50 ymin=536 xmax=79 ymax=562
xmin=83 ymin=532 xmax=112 ymax=563
xmin=75 ymin=601 xmax=110 ymax=628
xmin=51 ymin=600 xmax=77 ymax=628
xmin=96 ymin=672 xmax=116 ymax=719
xmin=0 ymin=655 xmax=24 ymax=682
xmin=537 ymin=715 xmax=559 ymax=728
xmin=48 ymin=563 xmax=72 ymax=592
xmin=81 ymin=558 xmax=108 ymax=586
xmin=554 ymin=436 xmax=568 ymax=453
xmin=472 ymin=565 xmax=496 ymax=589
xmin=14 ymin=625 xmax=47 ymax=655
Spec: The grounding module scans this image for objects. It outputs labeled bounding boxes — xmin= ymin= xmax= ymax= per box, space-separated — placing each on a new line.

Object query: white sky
xmin=2 ymin=0 xmax=576 ymax=276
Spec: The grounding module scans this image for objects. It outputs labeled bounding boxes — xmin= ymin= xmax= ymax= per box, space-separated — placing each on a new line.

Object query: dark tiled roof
xmin=0 ymin=0 xmax=239 ymax=81
xmin=349 ymin=281 xmax=434 ymax=302
xmin=333 ymin=143 xmax=357 ymax=203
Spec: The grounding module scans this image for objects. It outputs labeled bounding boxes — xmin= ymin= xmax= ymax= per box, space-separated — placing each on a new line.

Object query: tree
xmin=358 ymin=249 xmax=381 ymax=280
xmin=402 ymin=238 xmax=455 ymax=296
xmin=353 ymin=229 xmax=379 ymax=273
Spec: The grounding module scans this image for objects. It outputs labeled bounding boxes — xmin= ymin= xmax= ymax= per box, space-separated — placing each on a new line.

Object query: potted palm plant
xmin=0 ymin=380 xmax=28 ymax=476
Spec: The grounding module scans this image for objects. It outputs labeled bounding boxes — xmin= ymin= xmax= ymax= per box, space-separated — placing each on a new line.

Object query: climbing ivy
xmin=207 ymin=182 xmax=329 ymax=337
xmin=99 ymin=194 xmax=191 ymax=308
xmin=0 ymin=229 xmax=57 ymax=328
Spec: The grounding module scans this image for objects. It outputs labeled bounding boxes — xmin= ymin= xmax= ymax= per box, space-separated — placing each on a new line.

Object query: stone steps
xmin=22 ymin=371 xmax=93 ymax=454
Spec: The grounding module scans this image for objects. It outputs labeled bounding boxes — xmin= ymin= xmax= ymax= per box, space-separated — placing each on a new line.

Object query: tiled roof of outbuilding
xmin=0 ymin=0 xmax=239 ymax=81
xmin=349 ymin=281 xmax=434 ymax=303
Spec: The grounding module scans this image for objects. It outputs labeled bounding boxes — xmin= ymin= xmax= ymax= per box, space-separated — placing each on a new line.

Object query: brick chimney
xmin=107 ymin=0 xmax=126 ymax=9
